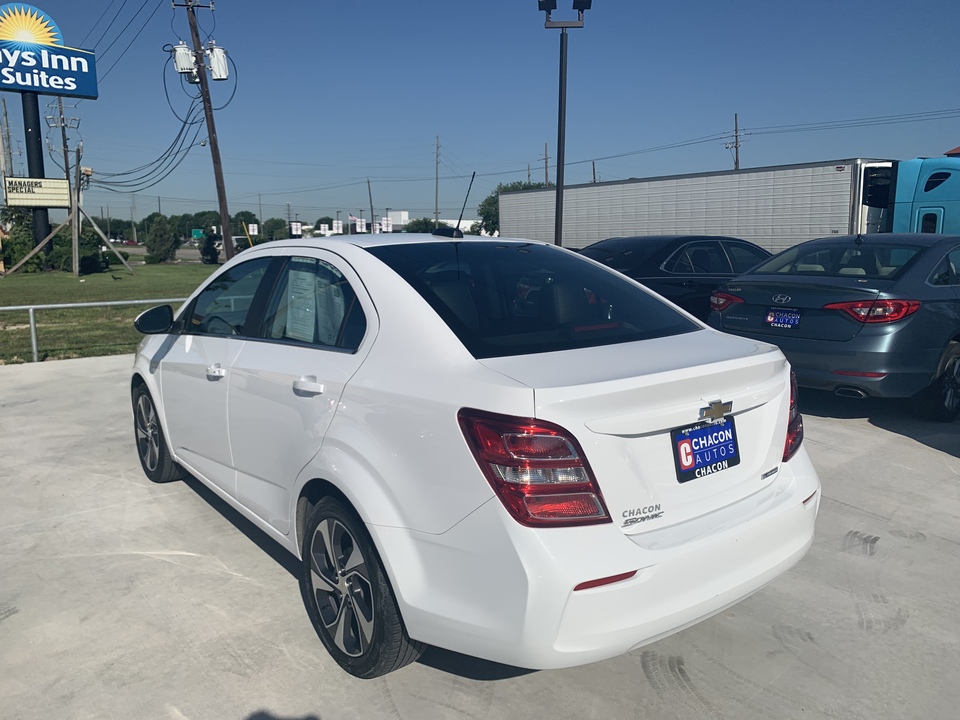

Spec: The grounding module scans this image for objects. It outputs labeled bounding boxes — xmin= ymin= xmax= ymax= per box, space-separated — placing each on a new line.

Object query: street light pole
xmin=539 ymin=1 xmax=592 ymax=247
xmin=555 ymin=27 xmax=568 ymax=248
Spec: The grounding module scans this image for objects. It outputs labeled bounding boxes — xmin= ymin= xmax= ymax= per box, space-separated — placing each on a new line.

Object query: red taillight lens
xmin=783 ymin=369 xmax=803 ymax=461
xmin=458 ymin=409 xmax=611 ymax=527
xmin=709 ymin=290 xmax=745 ymax=313
xmin=823 ymin=299 xmax=921 ymax=323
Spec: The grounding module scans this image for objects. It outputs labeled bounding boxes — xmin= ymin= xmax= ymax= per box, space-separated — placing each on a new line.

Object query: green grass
xmin=0 ymin=264 xmax=218 ymax=363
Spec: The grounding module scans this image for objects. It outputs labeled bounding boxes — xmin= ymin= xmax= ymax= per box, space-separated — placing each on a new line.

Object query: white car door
xmin=160 ymin=256 xmax=274 ymax=497
xmin=228 ymin=251 xmax=375 ymax=534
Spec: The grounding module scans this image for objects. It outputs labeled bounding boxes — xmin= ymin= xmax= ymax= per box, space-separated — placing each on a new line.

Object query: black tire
xmin=914 ymin=341 xmax=960 ymax=422
xmin=299 ymin=497 xmax=424 ymax=678
xmin=132 ymin=384 xmax=185 ymax=483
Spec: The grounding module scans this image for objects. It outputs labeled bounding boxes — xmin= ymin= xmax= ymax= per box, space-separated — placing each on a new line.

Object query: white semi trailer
xmin=498 ymin=157 xmax=960 ymax=252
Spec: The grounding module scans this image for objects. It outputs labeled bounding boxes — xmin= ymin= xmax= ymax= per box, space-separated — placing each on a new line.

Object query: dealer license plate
xmin=765 ymin=307 xmax=801 ymax=329
xmin=671 ymin=417 xmax=740 ymax=484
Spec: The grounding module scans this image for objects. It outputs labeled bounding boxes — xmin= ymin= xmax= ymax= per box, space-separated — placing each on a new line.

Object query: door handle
xmin=206 ymin=363 xmax=226 ymax=380
xmin=293 ymin=376 xmax=325 ymax=396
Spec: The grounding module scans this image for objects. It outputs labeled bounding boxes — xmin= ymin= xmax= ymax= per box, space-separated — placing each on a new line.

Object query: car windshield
xmin=367 ymin=241 xmax=698 ymax=359
xmin=751 ymin=241 xmax=923 ymax=280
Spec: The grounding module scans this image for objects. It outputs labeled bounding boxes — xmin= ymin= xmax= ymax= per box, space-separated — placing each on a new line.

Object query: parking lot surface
xmin=1 ymin=355 xmax=958 ymax=720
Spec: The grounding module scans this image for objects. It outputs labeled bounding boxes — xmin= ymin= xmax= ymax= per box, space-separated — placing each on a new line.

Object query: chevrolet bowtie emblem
xmin=699 ymin=400 xmax=733 ymax=423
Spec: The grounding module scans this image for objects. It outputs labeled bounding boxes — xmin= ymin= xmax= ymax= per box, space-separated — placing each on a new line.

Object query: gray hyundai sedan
xmin=708 ymin=233 xmax=960 ymax=421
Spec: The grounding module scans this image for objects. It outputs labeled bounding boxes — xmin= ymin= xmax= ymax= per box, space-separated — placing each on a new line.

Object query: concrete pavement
xmin=1 ymin=354 xmax=958 ymax=720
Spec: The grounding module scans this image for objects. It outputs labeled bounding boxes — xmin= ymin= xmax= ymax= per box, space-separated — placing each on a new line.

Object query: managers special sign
xmin=0 ymin=4 xmax=97 ymax=99
xmin=4 ymin=176 xmax=70 ymax=207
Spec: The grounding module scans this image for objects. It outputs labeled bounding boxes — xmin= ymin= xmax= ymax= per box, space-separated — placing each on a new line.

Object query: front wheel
xmin=299 ymin=497 xmax=424 ymax=678
xmin=913 ymin=341 xmax=960 ymax=422
xmin=132 ymin=384 xmax=185 ymax=483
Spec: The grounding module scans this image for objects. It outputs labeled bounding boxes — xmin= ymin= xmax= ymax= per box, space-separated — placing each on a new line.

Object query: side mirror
xmin=134 ymin=305 xmax=174 ymax=334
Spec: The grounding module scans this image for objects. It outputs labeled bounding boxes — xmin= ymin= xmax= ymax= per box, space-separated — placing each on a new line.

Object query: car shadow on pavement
xmin=799 ymin=389 xmax=960 ymax=458
xmin=182 ymin=474 xmax=301 ymax=579
xmin=181 ymin=475 xmax=536 ymax=681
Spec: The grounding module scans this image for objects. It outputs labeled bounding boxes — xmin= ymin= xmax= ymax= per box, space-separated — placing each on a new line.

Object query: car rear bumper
xmin=706 ymin=321 xmax=939 ymax=398
xmin=371 ymin=447 xmax=820 ymax=670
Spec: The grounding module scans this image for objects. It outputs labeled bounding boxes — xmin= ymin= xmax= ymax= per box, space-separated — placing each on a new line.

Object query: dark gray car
xmin=707 ymin=233 xmax=960 ymax=420
xmin=580 ymin=235 xmax=770 ymax=320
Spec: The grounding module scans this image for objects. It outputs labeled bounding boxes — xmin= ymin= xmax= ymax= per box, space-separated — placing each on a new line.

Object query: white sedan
xmin=131 ymin=232 xmax=820 ymax=678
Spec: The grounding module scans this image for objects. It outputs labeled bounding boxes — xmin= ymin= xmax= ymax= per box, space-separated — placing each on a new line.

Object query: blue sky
xmin=6 ymin=0 xmax=959 ymax=226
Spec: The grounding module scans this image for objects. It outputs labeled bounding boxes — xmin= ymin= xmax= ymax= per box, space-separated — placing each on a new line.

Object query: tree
xmin=475 ymin=181 xmax=551 ymax=236
xmin=404 ymin=217 xmax=451 ymax=234
xmin=262 ymin=217 xmax=288 ymax=241
xmin=145 ymin=215 xmax=178 ymax=262
xmin=316 ymin=216 xmax=334 ymax=231
xmin=233 ymin=210 xmax=258 ymax=232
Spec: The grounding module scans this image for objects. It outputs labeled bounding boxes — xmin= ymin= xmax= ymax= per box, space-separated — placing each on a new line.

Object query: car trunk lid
xmin=479 ymin=329 xmax=792 ymax=534
xmin=717 ymin=275 xmax=894 ymax=341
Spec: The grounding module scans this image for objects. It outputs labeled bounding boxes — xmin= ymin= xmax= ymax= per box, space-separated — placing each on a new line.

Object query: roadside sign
xmin=4 ymin=177 xmax=70 ymax=207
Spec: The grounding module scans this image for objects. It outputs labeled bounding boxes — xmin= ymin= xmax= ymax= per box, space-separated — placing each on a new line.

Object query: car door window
xmin=725 ymin=242 xmax=770 ymax=273
xmin=664 ymin=242 xmax=731 ymax=274
xmin=261 ymin=256 xmax=367 ymax=351
xmin=187 ymin=258 xmax=272 ymax=336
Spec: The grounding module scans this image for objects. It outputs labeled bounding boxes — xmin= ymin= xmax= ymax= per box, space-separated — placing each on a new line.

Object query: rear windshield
xmin=751 ymin=242 xmax=923 ymax=280
xmin=579 ymin=240 xmax=664 ymax=274
xmin=367 ymin=241 xmax=698 ymax=359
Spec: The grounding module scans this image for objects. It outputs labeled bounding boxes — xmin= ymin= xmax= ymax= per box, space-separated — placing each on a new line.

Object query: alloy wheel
xmin=309 ymin=518 xmax=375 ymax=657
xmin=135 ymin=394 xmax=161 ymax=473
xmin=941 ymin=355 xmax=960 ymax=414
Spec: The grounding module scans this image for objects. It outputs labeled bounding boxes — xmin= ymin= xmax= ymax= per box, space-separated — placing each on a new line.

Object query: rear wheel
xmin=132 ymin=384 xmax=184 ymax=483
xmin=914 ymin=341 xmax=960 ymax=422
xmin=299 ymin=497 xmax=424 ymax=678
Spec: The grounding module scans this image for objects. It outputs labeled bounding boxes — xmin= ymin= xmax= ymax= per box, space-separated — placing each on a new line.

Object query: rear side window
xmin=929 ymin=248 xmax=960 ymax=287
xmin=368 ymin=242 xmax=698 ymax=359
xmin=261 ymin=256 xmax=367 ymax=351
xmin=579 ymin=239 xmax=663 ymax=275
xmin=752 ymin=242 xmax=923 ymax=280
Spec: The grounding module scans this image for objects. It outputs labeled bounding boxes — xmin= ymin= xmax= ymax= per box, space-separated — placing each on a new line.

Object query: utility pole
xmin=1 ymin=98 xmax=12 ymax=177
xmin=131 ymin=194 xmax=138 ymax=245
xmin=73 ymin=145 xmax=81 ymax=275
xmin=434 ymin=135 xmax=440 ymax=228
xmin=726 ymin=112 xmax=741 ymax=170
xmin=176 ymin=0 xmax=233 ymax=259
xmin=54 ymin=98 xmax=78 ymax=275
xmin=592 ymin=160 xmax=596 ymax=183
xmin=544 ymin=143 xmax=549 ymax=184
xmin=367 ymin=178 xmax=375 ymax=233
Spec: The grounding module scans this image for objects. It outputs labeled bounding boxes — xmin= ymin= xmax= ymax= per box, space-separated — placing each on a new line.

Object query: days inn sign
xmin=0 ymin=4 xmax=97 ymax=99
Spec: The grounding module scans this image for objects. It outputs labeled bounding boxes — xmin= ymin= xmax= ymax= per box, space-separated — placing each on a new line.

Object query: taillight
xmin=458 ymin=409 xmax=611 ymax=527
xmin=783 ymin=369 xmax=803 ymax=461
xmin=710 ymin=290 xmax=745 ymax=313
xmin=823 ymin=299 xmax=920 ymax=323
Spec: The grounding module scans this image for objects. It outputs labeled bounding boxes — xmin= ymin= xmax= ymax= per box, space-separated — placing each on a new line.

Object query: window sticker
xmin=285 ymin=268 xmax=317 ymax=343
